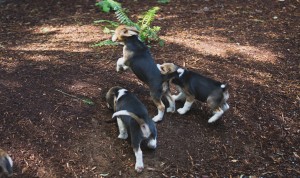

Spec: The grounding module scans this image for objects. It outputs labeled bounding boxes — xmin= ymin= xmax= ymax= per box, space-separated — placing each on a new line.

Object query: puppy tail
xmin=112 ymin=110 xmax=151 ymax=138
xmin=220 ymin=83 xmax=229 ymax=92
xmin=0 ymin=150 xmax=13 ymax=176
xmin=221 ymin=84 xmax=229 ymax=102
xmin=112 ymin=110 xmax=145 ymax=125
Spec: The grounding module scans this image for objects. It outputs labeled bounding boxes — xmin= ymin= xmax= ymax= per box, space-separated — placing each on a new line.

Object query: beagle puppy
xmin=157 ymin=63 xmax=230 ymax=123
xmin=106 ymin=86 xmax=157 ymax=172
xmin=0 ymin=149 xmax=13 ymax=177
xmin=111 ymin=25 xmax=175 ymax=122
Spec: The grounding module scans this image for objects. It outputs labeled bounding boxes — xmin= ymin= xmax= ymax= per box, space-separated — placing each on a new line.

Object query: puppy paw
xmin=147 ymin=139 xmax=157 ymax=149
xmin=167 ymin=107 xmax=175 ymax=113
xmin=208 ymin=117 xmax=220 ymax=123
xmin=222 ymin=103 xmax=230 ymax=111
xmin=152 ymin=115 xmax=162 ymax=122
xmin=123 ymin=65 xmax=129 ymax=70
xmin=177 ymin=108 xmax=187 ymax=115
xmin=135 ymin=163 xmax=144 ymax=173
xmin=116 ymin=66 xmax=122 ymax=72
xmin=208 ymin=110 xmax=224 ymax=123
xmin=118 ymin=133 xmax=128 ymax=139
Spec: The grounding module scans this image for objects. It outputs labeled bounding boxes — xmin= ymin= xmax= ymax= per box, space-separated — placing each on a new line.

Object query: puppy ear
xmin=161 ymin=65 xmax=173 ymax=75
xmin=121 ymin=26 xmax=139 ymax=37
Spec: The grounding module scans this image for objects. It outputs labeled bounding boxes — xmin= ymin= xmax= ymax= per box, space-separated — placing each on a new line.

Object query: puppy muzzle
xmin=111 ymin=34 xmax=117 ymax=42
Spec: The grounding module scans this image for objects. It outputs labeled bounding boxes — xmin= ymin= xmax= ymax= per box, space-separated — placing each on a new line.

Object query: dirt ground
xmin=0 ymin=0 xmax=299 ymax=177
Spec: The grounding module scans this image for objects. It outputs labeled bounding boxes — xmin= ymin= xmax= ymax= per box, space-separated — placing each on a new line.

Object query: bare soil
xmin=0 ymin=0 xmax=299 ymax=177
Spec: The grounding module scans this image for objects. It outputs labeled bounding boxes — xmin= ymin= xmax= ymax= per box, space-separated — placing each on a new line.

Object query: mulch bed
xmin=0 ymin=0 xmax=299 ymax=177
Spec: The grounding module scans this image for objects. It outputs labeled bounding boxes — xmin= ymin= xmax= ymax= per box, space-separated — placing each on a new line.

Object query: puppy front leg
xmin=172 ymin=85 xmax=186 ymax=101
xmin=147 ymin=137 xmax=157 ymax=149
xmin=116 ymin=57 xmax=129 ymax=72
xmin=177 ymin=96 xmax=194 ymax=115
xmin=117 ymin=117 xmax=128 ymax=139
xmin=133 ymin=147 xmax=144 ymax=173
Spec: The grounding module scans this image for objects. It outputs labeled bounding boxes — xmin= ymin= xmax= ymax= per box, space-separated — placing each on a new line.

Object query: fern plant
xmin=94 ymin=0 xmax=164 ymax=47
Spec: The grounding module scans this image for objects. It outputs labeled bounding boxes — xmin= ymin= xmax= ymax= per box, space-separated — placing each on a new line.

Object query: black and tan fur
xmin=157 ymin=63 xmax=230 ymax=123
xmin=0 ymin=149 xmax=13 ymax=178
xmin=105 ymin=86 xmax=158 ymax=172
xmin=111 ymin=25 xmax=175 ymax=122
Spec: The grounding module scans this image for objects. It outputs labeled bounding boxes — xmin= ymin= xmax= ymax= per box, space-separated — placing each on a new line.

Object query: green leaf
xmin=94 ymin=20 xmax=119 ymax=27
xmin=158 ymin=39 xmax=165 ymax=46
xmin=107 ymin=0 xmax=121 ymax=11
xmin=103 ymin=27 xmax=112 ymax=34
xmin=102 ymin=3 xmax=111 ymax=13
xmin=96 ymin=0 xmax=122 ymax=13
xmin=82 ymin=99 xmax=95 ymax=105
xmin=92 ymin=40 xmax=118 ymax=47
xmin=157 ymin=0 xmax=170 ymax=4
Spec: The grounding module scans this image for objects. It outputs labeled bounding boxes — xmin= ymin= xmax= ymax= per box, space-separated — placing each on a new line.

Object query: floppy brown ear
xmin=121 ymin=26 xmax=139 ymax=37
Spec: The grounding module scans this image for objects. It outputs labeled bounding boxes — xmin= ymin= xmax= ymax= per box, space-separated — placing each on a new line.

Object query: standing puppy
xmin=157 ymin=63 xmax=230 ymax=123
xmin=106 ymin=86 xmax=158 ymax=172
xmin=111 ymin=25 xmax=175 ymax=122
xmin=0 ymin=149 xmax=13 ymax=178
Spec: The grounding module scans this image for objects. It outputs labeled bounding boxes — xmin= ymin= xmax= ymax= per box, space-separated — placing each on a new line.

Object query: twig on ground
xmin=55 ymin=89 xmax=94 ymax=105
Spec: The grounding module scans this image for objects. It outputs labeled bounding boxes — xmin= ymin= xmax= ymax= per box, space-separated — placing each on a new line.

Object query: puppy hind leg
xmin=177 ymin=96 xmax=194 ymax=115
xmin=117 ymin=117 xmax=128 ymax=139
xmin=152 ymin=99 xmax=165 ymax=122
xmin=222 ymin=102 xmax=230 ymax=112
xmin=165 ymin=91 xmax=175 ymax=113
xmin=208 ymin=108 xmax=224 ymax=123
xmin=133 ymin=147 xmax=144 ymax=173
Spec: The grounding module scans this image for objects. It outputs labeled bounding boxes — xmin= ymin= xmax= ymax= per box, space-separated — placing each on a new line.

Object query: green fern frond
xmin=92 ymin=40 xmax=118 ymax=47
xmin=140 ymin=7 xmax=159 ymax=28
xmin=115 ymin=8 xmax=136 ymax=27
xmin=94 ymin=20 xmax=120 ymax=27
xmin=94 ymin=1 xmax=164 ymax=47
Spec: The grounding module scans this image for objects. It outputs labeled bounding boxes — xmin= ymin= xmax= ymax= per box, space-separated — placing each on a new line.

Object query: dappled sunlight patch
xmin=0 ymin=59 xmax=19 ymax=73
xmin=26 ymin=53 xmax=58 ymax=62
xmin=162 ymin=35 xmax=279 ymax=63
xmin=68 ymin=80 xmax=101 ymax=97
xmin=11 ymin=24 xmax=104 ymax=52
xmin=233 ymin=70 xmax=273 ymax=87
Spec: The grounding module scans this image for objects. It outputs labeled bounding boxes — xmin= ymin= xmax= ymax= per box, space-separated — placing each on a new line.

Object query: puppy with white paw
xmin=111 ymin=25 xmax=175 ymax=122
xmin=0 ymin=149 xmax=13 ymax=177
xmin=157 ymin=63 xmax=230 ymax=123
xmin=106 ymin=86 xmax=157 ymax=172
